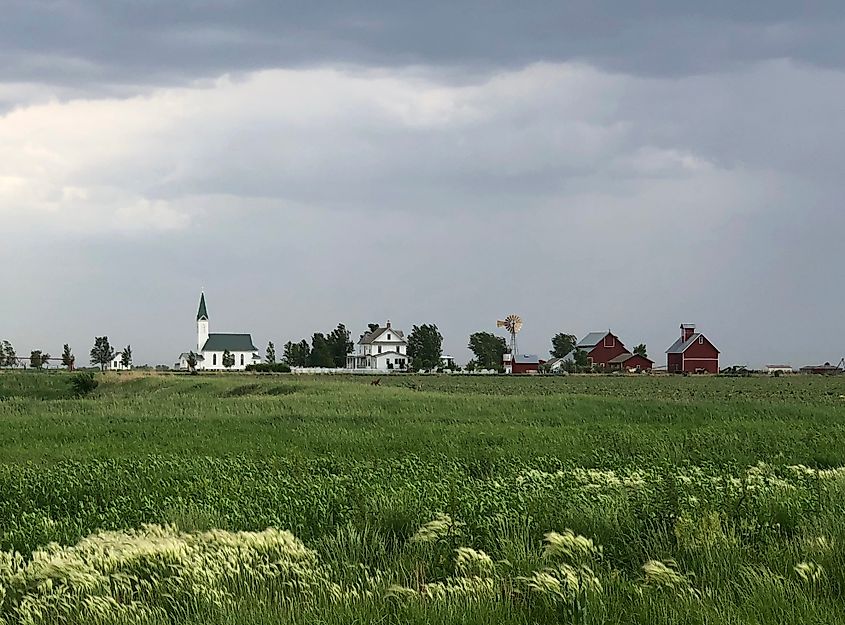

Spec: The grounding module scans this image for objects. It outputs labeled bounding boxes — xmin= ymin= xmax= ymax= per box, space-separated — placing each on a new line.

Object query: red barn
xmin=608 ymin=352 xmax=654 ymax=372
xmin=666 ymin=324 xmax=720 ymax=373
xmin=503 ymin=353 xmax=545 ymax=374
xmin=576 ymin=331 xmax=629 ymax=367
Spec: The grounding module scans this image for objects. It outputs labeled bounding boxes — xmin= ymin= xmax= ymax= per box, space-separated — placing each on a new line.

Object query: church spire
xmin=197 ymin=292 xmax=208 ymax=321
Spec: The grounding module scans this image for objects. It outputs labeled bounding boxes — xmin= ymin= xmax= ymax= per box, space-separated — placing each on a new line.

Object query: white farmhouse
xmin=346 ymin=321 xmax=409 ymax=371
xmin=177 ymin=292 xmax=260 ymax=371
xmin=109 ymin=353 xmax=130 ymax=371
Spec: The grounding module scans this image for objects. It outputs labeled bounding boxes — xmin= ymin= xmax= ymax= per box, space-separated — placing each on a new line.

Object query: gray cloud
xmin=2 ymin=0 xmax=845 ymax=94
xmin=2 ymin=2 xmax=844 ymax=369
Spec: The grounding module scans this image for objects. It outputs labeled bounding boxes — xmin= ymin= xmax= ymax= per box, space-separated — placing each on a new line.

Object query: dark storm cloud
xmin=3 ymin=2 xmax=845 ymax=368
xmin=3 ymin=0 xmax=845 ymax=90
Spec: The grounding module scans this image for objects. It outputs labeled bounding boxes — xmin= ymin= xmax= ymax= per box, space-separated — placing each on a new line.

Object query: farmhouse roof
xmin=577 ymin=332 xmax=609 ymax=349
xmin=358 ymin=325 xmax=406 ymax=345
xmin=197 ymin=292 xmax=208 ymax=321
xmin=201 ymin=333 xmax=258 ymax=352
xmin=178 ymin=352 xmax=205 ymax=361
xmin=371 ymin=350 xmax=405 ymax=358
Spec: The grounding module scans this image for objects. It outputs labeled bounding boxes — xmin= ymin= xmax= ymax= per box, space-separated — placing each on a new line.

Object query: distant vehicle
xmin=720 ymin=365 xmax=751 ymax=376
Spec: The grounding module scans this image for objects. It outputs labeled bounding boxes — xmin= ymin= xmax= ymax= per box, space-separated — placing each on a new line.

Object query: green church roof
xmin=201 ymin=334 xmax=257 ymax=352
xmin=197 ymin=292 xmax=208 ymax=320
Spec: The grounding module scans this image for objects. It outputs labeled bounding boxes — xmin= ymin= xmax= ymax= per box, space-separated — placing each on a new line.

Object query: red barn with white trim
xmin=666 ymin=324 xmax=720 ymax=373
xmin=575 ymin=331 xmax=629 ymax=367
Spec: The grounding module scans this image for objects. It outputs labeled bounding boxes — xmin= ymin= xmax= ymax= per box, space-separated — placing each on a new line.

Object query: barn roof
xmin=609 ymin=352 xmax=653 ymax=364
xmin=513 ymin=354 xmax=541 ymax=364
xmin=201 ymin=333 xmax=257 ymax=352
xmin=577 ymin=332 xmax=609 ymax=349
xmin=666 ymin=333 xmax=720 ymax=354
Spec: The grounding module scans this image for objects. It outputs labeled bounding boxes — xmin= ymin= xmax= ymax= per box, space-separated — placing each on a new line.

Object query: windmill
xmin=497 ymin=314 xmax=523 ymax=355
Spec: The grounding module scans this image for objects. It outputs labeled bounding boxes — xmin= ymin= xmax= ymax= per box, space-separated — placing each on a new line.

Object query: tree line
xmin=0 ymin=329 xmax=647 ymax=373
xmin=270 ymin=323 xmax=445 ymax=371
xmin=0 ymin=338 xmax=131 ymax=371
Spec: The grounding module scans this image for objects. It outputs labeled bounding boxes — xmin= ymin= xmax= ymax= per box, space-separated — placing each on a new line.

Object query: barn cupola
xmin=681 ymin=323 xmax=696 ymax=341
xmin=197 ymin=292 xmax=210 ymax=351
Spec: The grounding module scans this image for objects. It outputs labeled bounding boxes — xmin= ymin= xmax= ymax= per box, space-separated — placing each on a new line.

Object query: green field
xmin=1 ymin=372 xmax=845 ymax=624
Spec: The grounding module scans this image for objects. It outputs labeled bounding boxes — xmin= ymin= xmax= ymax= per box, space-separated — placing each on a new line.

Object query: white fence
xmin=290 ymin=367 xmax=499 ymax=375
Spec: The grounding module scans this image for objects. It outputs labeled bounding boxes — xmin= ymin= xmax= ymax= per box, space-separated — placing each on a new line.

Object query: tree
xmin=367 ymin=323 xmax=380 ymax=334
xmin=265 ymin=341 xmax=276 ymax=364
xmin=186 ymin=351 xmax=198 ymax=374
xmin=308 ymin=333 xmax=334 ymax=368
xmin=62 ymin=344 xmax=75 ymax=370
xmin=634 ymin=343 xmax=648 ymax=358
xmin=407 ymin=324 xmax=443 ymax=371
xmin=467 ymin=332 xmax=507 ymax=370
xmin=573 ymin=349 xmax=589 ymax=371
xmin=0 ymin=340 xmax=17 ymax=367
xmin=550 ymin=333 xmax=577 ymax=358
xmin=326 ymin=324 xmax=353 ymax=368
xmin=90 ymin=337 xmax=115 ymax=372
xmin=121 ymin=345 xmax=132 ymax=369
xmin=29 ymin=351 xmax=44 ymax=369
xmin=283 ymin=340 xmax=311 ymax=367
xmin=222 ymin=350 xmax=235 ymax=369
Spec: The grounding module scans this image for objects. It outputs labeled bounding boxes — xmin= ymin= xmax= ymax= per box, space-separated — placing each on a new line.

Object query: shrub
xmin=70 ymin=372 xmax=99 ymax=397
xmin=245 ymin=363 xmax=292 ymax=373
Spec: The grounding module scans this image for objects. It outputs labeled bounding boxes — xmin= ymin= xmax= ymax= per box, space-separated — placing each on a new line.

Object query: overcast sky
xmin=2 ymin=1 xmax=844 ymax=368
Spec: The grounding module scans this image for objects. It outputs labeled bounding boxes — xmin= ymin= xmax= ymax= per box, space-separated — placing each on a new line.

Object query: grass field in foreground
xmin=1 ymin=371 xmax=844 ymax=624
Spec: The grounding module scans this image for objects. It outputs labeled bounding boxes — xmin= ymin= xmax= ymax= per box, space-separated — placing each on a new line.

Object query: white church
xmin=177 ymin=292 xmax=260 ymax=371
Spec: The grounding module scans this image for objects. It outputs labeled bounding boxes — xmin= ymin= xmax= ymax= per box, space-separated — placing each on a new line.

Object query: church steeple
xmin=197 ymin=292 xmax=208 ymax=321
xmin=197 ymin=292 xmax=210 ymax=352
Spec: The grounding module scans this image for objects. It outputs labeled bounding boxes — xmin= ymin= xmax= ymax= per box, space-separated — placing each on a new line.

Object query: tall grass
xmin=1 ymin=372 xmax=844 ymax=623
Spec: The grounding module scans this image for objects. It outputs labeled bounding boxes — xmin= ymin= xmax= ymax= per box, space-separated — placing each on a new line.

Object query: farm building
xmin=607 ymin=352 xmax=653 ymax=372
xmin=799 ymin=362 xmax=843 ymax=375
xmin=346 ymin=321 xmax=409 ymax=371
xmin=666 ymin=324 xmax=719 ymax=373
xmin=544 ymin=356 xmax=568 ymax=372
xmin=503 ymin=353 xmax=544 ymax=374
xmin=575 ymin=331 xmax=629 ymax=367
xmin=764 ymin=364 xmax=793 ymax=375
xmin=109 ymin=353 xmax=130 ymax=371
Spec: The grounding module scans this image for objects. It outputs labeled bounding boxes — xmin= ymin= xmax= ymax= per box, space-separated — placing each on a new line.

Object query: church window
xmin=240 ymin=354 xmax=244 ymax=366
xmin=213 ymin=354 xmax=217 ymax=365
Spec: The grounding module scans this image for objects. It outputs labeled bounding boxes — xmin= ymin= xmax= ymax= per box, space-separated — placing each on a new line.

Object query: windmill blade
xmin=504 ymin=314 xmax=523 ymax=334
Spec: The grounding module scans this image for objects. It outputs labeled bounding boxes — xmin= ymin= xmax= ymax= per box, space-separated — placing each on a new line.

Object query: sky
xmin=2 ymin=1 xmax=845 ymax=368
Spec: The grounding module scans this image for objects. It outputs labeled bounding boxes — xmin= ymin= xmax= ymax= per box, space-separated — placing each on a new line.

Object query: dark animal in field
xmin=371 ymin=378 xmax=381 ymax=386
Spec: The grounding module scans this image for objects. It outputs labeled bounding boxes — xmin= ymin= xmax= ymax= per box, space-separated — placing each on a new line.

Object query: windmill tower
xmin=497 ymin=314 xmax=523 ymax=354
